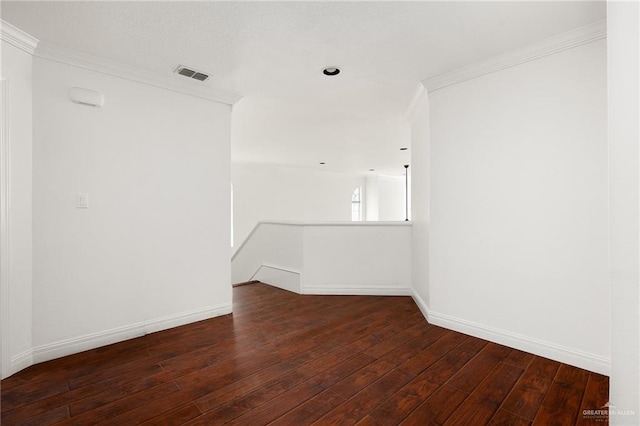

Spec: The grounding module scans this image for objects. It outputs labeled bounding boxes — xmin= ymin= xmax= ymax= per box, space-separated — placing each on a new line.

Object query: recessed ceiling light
xmin=322 ymin=67 xmax=340 ymax=76
xmin=400 ymin=147 xmax=408 ymax=151
xmin=319 ymin=162 xmax=326 ymax=165
xmin=369 ymin=169 xmax=375 ymax=171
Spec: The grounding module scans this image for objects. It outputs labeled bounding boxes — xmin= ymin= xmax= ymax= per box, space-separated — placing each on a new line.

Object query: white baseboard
xmin=411 ymin=288 xmax=430 ymax=321
xmin=252 ymin=263 xmax=301 ymax=294
xmin=31 ymin=303 xmax=232 ymax=364
xmin=411 ymin=289 xmax=609 ymax=376
xmin=303 ymin=285 xmax=412 ymax=296
xmin=10 ymin=349 xmax=34 ymax=376
xmin=421 ymin=304 xmax=610 ymax=376
xmin=142 ymin=303 xmax=232 ymax=335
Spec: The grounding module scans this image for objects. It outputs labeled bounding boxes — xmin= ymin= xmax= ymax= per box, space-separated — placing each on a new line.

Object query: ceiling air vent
xmin=174 ymin=66 xmax=210 ymax=82
xmin=192 ymin=72 xmax=209 ymax=82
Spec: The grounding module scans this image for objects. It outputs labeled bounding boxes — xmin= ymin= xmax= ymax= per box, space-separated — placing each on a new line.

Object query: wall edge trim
xmin=251 ymin=263 xmax=302 ymax=280
xmin=30 ymin=303 xmax=232 ymax=364
xmin=0 ymin=79 xmax=12 ymax=379
xmin=404 ymin=83 xmax=429 ymax=125
xmin=1 ymin=20 xmax=241 ymax=105
xmin=410 ymin=288 xmax=430 ymax=322
xmin=10 ymin=349 xmax=33 ymax=374
xmin=0 ymin=20 xmax=38 ymax=55
xmin=252 ymin=264 xmax=302 ymax=294
xmin=427 ymin=308 xmax=610 ymax=376
xmin=302 ymin=285 xmax=412 ymax=296
xmin=34 ymin=41 xmax=242 ymax=105
xmin=422 ymin=19 xmax=607 ymax=92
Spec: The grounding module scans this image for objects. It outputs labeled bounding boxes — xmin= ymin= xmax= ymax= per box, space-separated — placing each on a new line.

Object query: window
xmin=351 ymin=187 xmax=362 ymax=221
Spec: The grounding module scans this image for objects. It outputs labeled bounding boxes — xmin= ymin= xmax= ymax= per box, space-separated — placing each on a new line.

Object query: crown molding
xmin=34 ymin=42 xmax=242 ymax=105
xmin=404 ymin=83 xmax=428 ymax=125
xmin=0 ymin=20 xmax=38 ymax=55
xmin=1 ymin=19 xmax=241 ymax=105
xmin=422 ymin=19 xmax=607 ymax=93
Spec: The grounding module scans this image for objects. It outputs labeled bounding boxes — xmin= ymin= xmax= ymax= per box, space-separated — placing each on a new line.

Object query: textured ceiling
xmin=1 ymin=1 xmax=606 ymax=176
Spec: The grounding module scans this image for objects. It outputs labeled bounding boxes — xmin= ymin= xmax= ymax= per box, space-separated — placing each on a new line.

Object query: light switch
xmin=77 ymin=193 xmax=89 ymax=208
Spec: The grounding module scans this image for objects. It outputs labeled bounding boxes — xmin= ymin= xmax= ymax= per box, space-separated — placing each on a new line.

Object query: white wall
xmin=1 ymin=37 xmax=34 ymax=377
xmin=232 ymin=221 xmax=412 ymax=295
xmin=364 ymin=174 xmax=406 ymax=221
xmin=408 ymin=87 xmax=429 ymax=311
xmin=231 ymin=222 xmax=303 ymax=289
xmin=31 ymin=57 xmax=232 ymax=361
xmin=231 ymin=162 xmax=365 ymax=252
xmin=378 ymin=175 xmax=406 ymax=221
xmin=364 ymin=175 xmax=379 ymax=221
xmin=428 ymin=39 xmax=609 ymax=374
xmin=303 ymin=223 xmax=412 ymax=295
xmin=608 ymin=2 xmax=640 ymax=423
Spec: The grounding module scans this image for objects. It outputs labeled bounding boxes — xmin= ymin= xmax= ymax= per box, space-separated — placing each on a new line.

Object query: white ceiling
xmin=1 ymin=1 xmax=606 ymax=176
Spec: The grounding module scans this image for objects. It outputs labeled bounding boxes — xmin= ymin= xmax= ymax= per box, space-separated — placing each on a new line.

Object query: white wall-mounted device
xmin=77 ymin=193 xmax=89 ymax=208
xmin=69 ymin=87 xmax=104 ymax=108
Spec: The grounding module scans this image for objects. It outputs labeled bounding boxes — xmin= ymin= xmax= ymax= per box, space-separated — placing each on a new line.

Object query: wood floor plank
xmin=363 ymin=322 xmax=430 ymax=359
xmin=192 ymin=309 xmax=415 ymax=414
xmin=96 ymin=389 xmax=201 ymax=425
xmin=172 ymin=351 xmax=285 ymax=398
xmin=164 ymin=295 xmax=399 ymax=384
xmin=576 ymin=373 xmax=609 ymax=425
xmin=0 ymin=363 xmax=167 ymax=424
xmin=313 ymin=368 xmax=415 ymax=425
xmin=191 ymin=353 xmax=376 ymax=425
xmin=532 ymin=382 xmax=586 ymax=426
xmin=368 ymin=336 xmax=485 ymax=425
xmin=503 ymin=349 xmax=536 ymax=370
xmin=0 ymin=405 xmax=70 ymax=426
xmin=378 ymin=326 xmax=450 ymax=366
xmin=68 ymin=370 xmax=174 ymax=416
xmin=532 ymin=364 xmax=590 ymax=426
xmin=500 ymin=356 xmax=560 ymax=421
xmin=0 ymin=381 xmax=69 ymax=413
xmin=408 ymin=336 xmax=487 ymax=386
xmin=149 ymin=294 xmax=369 ymax=367
xmin=65 ymin=351 xmax=168 ymax=391
xmin=140 ymin=402 xmax=203 ymax=426
xmin=55 ymin=382 xmax=181 ymax=425
xmin=190 ymin=305 xmax=418 ymax=414
xmin=446 ymin=342 xmax=511 ymax=394
xmin=330 ymin=359 xmax=399 ymax=399
xmin=356 ymin=415 xmax=386 ymax=426
xmin=0 ymin=283 xmax=607 ymax=426
xmin=398 ymin=331 xmax=467 ymax=377
xmin=489 ymin=409 xmax=532 ymax=426
xmin=444 ymin=362 xmax=524 ymax=425
xmin=0 ymin=334 xmax=164 ymax=394
xmin=223 ymin=380 xmax=324 ymax=426
xmin=399 ymin=384 xmax=469 ymax=426
xmin=266 ymin=389 xmax=346 ymax=426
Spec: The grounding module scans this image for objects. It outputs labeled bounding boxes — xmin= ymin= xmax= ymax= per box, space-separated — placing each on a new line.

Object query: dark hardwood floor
xmin=1 ymin=283 xmax=608 ymax=425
